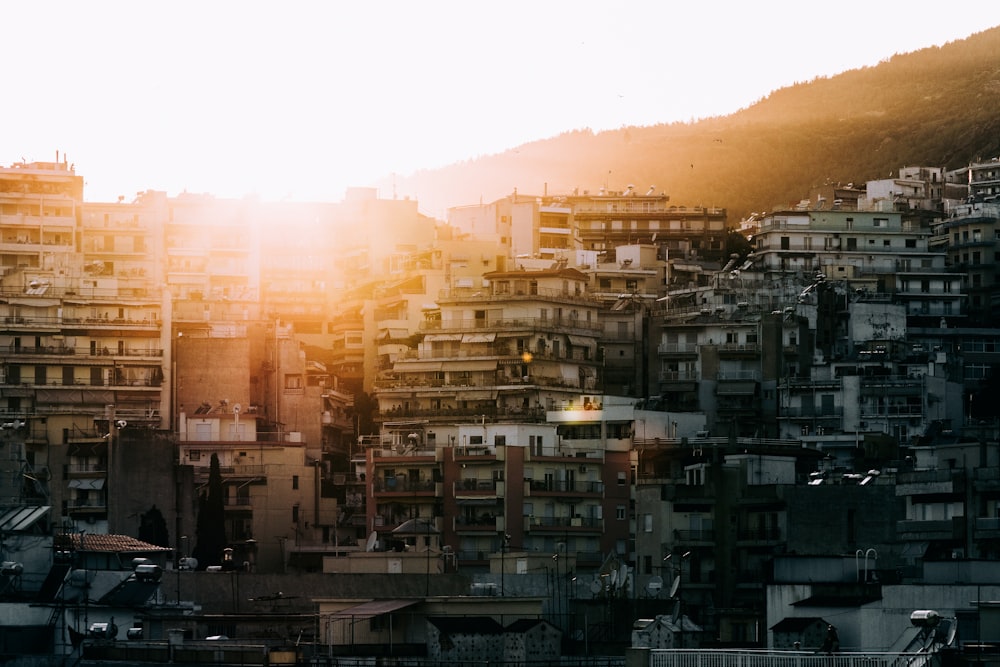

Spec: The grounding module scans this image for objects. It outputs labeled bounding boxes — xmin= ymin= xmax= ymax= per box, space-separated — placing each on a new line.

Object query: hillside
xmin=391 ymin=26 xmax=1000 ymax=222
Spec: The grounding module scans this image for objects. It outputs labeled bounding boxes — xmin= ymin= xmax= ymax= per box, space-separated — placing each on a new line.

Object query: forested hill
xmin=391 ymin=26 xmax=1000 ymax=222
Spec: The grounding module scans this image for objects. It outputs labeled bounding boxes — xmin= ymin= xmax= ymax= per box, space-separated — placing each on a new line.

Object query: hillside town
xmin=1 ymin=156 xmax=1000 ymax=665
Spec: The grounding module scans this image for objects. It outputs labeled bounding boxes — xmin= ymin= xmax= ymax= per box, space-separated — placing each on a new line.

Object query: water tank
xmin=910 ymin=610 xmax=941 ymax=628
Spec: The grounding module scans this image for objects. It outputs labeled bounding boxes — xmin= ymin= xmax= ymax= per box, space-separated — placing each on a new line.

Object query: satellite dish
xmin=365 ymin=532 xmax=377 ymax=552
xmin=945 ymin=620 xmax=958 ymax=646
xmin=669 ymin=575 xmax=680 ymax=598
xmin=610 ymin=569 xmax=618 ymax=585
xmin=671 ymin=600 xmax=681 ymax=624
xmin=619 ymin=564 xmax=629 ymax=588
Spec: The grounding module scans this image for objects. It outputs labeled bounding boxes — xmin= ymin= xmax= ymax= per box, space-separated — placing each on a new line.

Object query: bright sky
xmin=5 ymin=1 xmax=1000 ymax=205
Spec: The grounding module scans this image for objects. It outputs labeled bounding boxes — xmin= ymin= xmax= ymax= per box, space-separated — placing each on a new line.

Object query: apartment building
xmin=359 ymin=267 xmax=636 ymax=568
xmin=352 ymin=399 xmax=633 ymax=571
xmin=633 ymin=433 xmax=814 ymax=646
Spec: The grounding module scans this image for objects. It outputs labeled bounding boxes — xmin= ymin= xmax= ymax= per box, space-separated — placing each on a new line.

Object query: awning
xmin=424 ymin=333 xmax=463 ymax=342
xmin=68 ymin=478 xmax=106 ymax=490
xmin=376 ymin=328 xmax=409 ymax=341
xmin=566 ymin=335 xmax=593 ymax=347
xmin=7 ymin=297 xmax=55 ymax=307
xmin=36 ymin=389 xmax=116 ymax=404
xmin=447 ymin=360 xmax=498 ymax=372
xmin=68 ymin=442 xmax=107 ymax=457
xmin=462 ymin=332 xmax=496 ymax=343
xmin=393 ymin=361 xmax=442 ymax=373
xmin=460 ymin=390 xmax=497 ymax=401
xmin=0 ymin=505 xmax=50 ymax=532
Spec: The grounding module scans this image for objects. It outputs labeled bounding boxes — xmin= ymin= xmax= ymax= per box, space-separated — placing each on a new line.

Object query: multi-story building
xmin=569 ymin=188 xmax=728 ymax=262
xmin=633 ymin=432 xmax=814 ymax=646
xmin=354 ymin=398 xmax=634 ymax=571
xmin=376 ymin=265 xmax=601 ymax=421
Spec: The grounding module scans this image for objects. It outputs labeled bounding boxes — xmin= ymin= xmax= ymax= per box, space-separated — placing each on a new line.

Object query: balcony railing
xmin=659 ymin=370 xmax=698 ymax=382
xmin=33 ymin=345 xmax=164 ymax=357
xmin=420 ymin=314 xmax=602 ymax=333
xmin=648 ymin=648 xmax=960 ymax=666
xmin=373 ymin=478 xmax=436 ymax=493
xmin=527 ymin=515 xmax=602 ymax=529
xmin=437 ymin=285 xmax=601 ymax=307
xmin=657 ymin=343 xmax=698 ymax=355
xmin=456 ymin=479 xmax=499 ymax=493
xmin=737 ymin=527 xmax=782 ymax=541
xmin=527 ymin=480 xmax=604 ymax=494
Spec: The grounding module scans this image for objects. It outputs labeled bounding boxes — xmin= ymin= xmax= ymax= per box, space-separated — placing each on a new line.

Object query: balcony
xmin=454 ymin=514 xmax=500 ymax=532
xmin=717 ymin=342 xmax=760 ymax=358
xmin=896 ymin=469 xmax=965 ymax=496
xmin=657 ymin=343 xmax=698 ymax=357
xmin=223 ymin=495 xmax=252 ymax=509
xmin=974 ymin=516 xmax=1000 ymax=540
xmin=672 ymin=529 xmax=715 ymax=544
xmin=780 ymin=406 xmax=843 ymax=419
xmin=436 ymin=286 xmax=601 ymax=309
xmin=373 ymin=478 xmax=437 ymax=496
xmin=525 ymin=479 xmax=604 ymax=496
xmin=896 ymin=517 xmax=965 ymax=541
xmin=525 ymin=515 xmax=602 ymax=531
xmin=420 ymin=314 xmax=602 ymax=334
xmin=736 ymin=526 xmax=783 ymax=544
xmin=455 ymin=478 xmax=499 ymax=495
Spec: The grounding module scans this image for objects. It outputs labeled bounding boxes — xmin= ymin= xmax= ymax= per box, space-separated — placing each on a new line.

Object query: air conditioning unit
xmin=579 ymin=465 xmax=588 ymax=473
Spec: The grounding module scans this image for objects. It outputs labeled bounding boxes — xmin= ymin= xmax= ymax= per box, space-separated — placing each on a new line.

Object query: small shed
xmin=632 ymin=613 xmax=702 ymax=649
xmin=505 ymin=618 xmax=561 ymax=663
xmin=771 ymin=616 xmax=829 ymax=650
xmin=427 ymin=616 xmax=505 ymax=663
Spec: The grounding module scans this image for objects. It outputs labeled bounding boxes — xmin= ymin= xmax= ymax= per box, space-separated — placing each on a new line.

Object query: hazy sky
xmin=6 ymin=1 xmax=1000 ymax=205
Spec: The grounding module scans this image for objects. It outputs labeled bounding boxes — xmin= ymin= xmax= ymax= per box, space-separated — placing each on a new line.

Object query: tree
xmin=192 ymin=453 xmax=226 ymax=569
xmin=138 ymin=504 xmax=170 ymax=548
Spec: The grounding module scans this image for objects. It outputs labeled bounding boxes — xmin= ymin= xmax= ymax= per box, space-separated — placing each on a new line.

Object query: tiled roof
xmin=65 ymin=533 xmax=171 ymax=553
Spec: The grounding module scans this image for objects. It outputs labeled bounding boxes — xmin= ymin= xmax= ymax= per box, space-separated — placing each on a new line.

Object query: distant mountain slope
xmin=393 ymin=26 xmax=1000 ymax=222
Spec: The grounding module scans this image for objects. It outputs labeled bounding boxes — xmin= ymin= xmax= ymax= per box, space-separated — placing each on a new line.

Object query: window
xmin=292 ymin=505 xmax=299 ymax=523
xmin=643 ymin=514 xmax=653 ymax=532
xmin=494 ymin=435 xmax=506 ymax=446
xmin=617 ymin=471 xmax=627 ymax=486
xmin=284 ymin=374 xmax=302 ymax=389
xmin=292 ymin=475 xmax=299 ymax=490
xmin=905 ymin=239 xmax=916 ymax=248
xmin=189 ymin=450 xmax=201 ymax=462
xmin=616 ymin=505 xmax=626 ymax=520
xmin=780 ymin=237 xmax=790 ymax=250
xmin=873 ymin=217 xmax=888 ymax=228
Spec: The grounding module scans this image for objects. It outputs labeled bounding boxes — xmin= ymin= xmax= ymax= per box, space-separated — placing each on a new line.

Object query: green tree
xmin=192 ymin=453 xmax=226 ymax=569
xmin=138 ymin=504 xmax=170 ymax=548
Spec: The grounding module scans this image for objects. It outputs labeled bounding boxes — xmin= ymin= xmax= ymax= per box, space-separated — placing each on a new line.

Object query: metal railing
xmin=649 ymin=649 xmax=937 ymax=667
